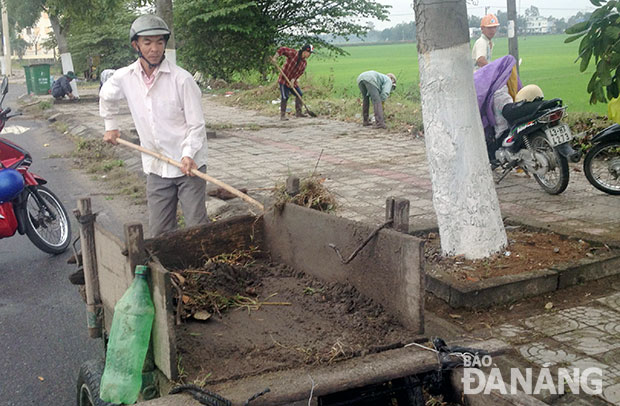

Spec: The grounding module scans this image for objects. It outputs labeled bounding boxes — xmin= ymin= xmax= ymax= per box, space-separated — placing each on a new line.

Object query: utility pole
xmin=507 ymin=0 xmax=519 ymax=74
xmin=1 ymin=1 xmax=11 ymax=76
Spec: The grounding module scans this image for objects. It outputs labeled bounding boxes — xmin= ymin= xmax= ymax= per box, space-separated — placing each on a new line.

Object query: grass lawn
xmin=305 ymin=34 xmax=606 ymax=116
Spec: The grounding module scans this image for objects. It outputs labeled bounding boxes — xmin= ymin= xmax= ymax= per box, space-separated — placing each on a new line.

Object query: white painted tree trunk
xmin=415 ymin=0 xmax=507 ymax=259
xmin=156 ymin=0 xmax=176 ymax=65
xmin=2 ymin=6 xmax=11 ymax=76
xmin=49 ymin=13 xmax=79 ymax=97
xmin=60 ymin=53 xmax=80 ymax=98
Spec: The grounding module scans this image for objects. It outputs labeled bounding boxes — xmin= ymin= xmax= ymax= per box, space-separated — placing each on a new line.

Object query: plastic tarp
xmin=474 ymin=55 xmax=522 ymax=132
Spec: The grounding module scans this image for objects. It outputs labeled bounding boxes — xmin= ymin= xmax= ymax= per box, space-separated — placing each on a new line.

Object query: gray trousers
xmin=358 ymin=80 xmax=385 ymax=127
xmin=358 ymin=80 xmax=382 ymax=104
xmin=146 ymin=165 xmax=208 ymax=237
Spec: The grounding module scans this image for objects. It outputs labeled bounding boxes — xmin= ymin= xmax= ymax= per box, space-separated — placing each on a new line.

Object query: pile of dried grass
xmin=274 ymin=176 xmax=337 ymax=212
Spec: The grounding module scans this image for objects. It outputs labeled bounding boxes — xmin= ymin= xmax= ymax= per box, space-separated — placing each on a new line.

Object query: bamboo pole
xmin=116 ymin=138 xmax=264 ymax=211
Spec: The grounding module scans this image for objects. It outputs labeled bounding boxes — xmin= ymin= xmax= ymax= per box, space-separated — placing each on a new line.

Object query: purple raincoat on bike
xmin=474 ymin=55 xmax=522 ymax=139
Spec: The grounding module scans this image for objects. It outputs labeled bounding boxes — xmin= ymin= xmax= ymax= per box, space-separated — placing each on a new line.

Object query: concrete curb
xmin=417 ymin=224 xmax=620 ymax=309
xmin=426 ymin=254 xmax=620 ymax=309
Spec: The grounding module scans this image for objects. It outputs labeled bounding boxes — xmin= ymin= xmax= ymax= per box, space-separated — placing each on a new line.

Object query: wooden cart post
xmin=124 ymin=222 xmax=146 ymax=277
xmin=75 ymin=197 xmax=103 ymax=338
xmin=386 ymin=197 xmax=410 ymax=233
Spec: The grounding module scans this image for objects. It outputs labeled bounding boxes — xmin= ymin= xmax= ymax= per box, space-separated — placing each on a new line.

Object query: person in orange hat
xmin=472 ymin=14 xmax=500 ymax=71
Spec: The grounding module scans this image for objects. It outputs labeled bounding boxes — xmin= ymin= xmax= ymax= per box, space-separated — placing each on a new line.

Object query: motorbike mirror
xmin=0 ymin=76 xmax=8 ymax=95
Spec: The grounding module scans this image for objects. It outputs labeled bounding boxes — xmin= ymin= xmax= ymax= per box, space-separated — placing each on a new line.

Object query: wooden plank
xmin=149 ymin=259 xmax=178 ymax=381
xmin=94 ymin=222 xmax=132 ymax=332
xmin=145 ymin=215 xmax=263 ymax=269
xmin=139 ymin=339 xmax=509 ymax=406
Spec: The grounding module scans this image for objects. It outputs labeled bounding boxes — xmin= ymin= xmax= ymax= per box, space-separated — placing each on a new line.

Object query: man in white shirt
xmin=472 ymin=14 xmax=500 ymax=71
xmin=99 ymin=15 xmax=208 ymax=236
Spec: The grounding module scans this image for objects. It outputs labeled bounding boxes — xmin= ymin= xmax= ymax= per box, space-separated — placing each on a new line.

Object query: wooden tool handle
xmin=116 ymin=138 xmax=265 ymax=211
xmin=272 ymin=60 xmax=303 ymax=100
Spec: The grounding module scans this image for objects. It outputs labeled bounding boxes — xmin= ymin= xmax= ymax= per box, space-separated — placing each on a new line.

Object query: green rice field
xmin=305 ymin=34 xmax=607 ymax=115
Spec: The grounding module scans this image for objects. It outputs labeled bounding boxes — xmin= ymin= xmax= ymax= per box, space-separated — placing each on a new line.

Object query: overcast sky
xmin=370 ymin=0 xmax=598 ymax=30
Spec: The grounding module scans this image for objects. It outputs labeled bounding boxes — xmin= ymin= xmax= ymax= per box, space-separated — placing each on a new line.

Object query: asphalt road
xmin=0 ymin=82 xmax=102 ymax=405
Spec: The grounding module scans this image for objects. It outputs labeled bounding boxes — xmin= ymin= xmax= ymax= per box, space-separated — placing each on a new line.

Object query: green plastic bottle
xmin=100 ymin=265 xmax=155 ymax=404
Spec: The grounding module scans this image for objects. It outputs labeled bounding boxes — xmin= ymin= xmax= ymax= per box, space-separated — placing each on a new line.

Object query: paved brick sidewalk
xmin=35 ymin=87 xmax=620 ymax=242
xmin=490 ymin=285 xmax=620 ymax=405
xmin=26 ymin=86 xmax=620 ymax=405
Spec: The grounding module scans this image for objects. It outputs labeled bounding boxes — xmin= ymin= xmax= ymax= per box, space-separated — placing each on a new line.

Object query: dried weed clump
xmin=273 ymin=176 xmax=337 ymax=212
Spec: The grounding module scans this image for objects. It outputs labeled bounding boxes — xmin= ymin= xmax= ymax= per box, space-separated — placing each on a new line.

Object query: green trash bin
xmin=23 ymin=64 xmax=52 ymax=95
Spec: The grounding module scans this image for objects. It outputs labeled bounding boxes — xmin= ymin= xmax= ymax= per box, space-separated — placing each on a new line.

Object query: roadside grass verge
xmin=215 ymin=75 xmax=425 ymax=134
xmin=71 ymin=136 xmax=146 ymax=204
xmin=215 ymin=35 xmax=610 ymax=135
xmin=213 ymin=74 xmax=606 ymax=139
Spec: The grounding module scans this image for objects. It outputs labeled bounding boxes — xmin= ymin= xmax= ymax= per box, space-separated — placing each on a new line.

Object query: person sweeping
xmin=99 ymin=15 xmax=209 ymax=237
xmin=272 ymin=44 xmax=313 ymax=121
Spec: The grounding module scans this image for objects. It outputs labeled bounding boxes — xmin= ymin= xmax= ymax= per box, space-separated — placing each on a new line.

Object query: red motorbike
xmin=0 ymin=77 xmax=71 ymax=254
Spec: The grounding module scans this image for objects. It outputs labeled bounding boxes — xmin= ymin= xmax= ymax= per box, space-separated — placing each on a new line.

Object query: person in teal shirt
xmin=357 ymin=71 xmax=396 ymax=129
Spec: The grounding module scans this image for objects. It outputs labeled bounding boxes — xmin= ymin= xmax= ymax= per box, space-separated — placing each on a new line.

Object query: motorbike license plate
xmin=545 ymin=124 xmax=573 ymax=147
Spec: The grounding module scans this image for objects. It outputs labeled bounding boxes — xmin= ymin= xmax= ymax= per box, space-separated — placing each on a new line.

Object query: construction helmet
xmin=130 ymin=15 xmax=171 ymax=43
xmin=481 ymin=14 xmax=500 ymax=28
xmin=515 ymin=84 xmax=544 ymax=103
xmin=0 ymin=168 xmax=24 ymax=202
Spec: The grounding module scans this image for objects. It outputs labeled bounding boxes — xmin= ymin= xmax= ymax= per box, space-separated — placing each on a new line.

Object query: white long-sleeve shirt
xmin=99 ymin=59 xmax=207 ymax=178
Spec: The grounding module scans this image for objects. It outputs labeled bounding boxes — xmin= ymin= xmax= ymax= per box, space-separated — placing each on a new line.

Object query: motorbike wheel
xmin=583 ymin=140 xmax=620 ymax=195
xmin=530 ymin=132 xmax=570 ymax=195
xmin=77 ymin=360 xmax=116 ymax=406
xmin=24 ymin=185 xmax=72 ymax=254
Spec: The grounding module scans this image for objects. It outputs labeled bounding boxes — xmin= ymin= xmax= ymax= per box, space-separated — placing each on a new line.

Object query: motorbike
xmin=490 ymin=97 xmax=582 ymax=195
xmin=583 ymin=124 xmax=620 ymax=195
xmin=474 ymin=56 xmax=581 ymax=195
xmin=0 ymin=76 xmax=72 ymax=254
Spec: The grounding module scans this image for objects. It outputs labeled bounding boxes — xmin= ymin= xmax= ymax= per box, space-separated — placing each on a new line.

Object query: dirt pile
xmin=422 ymin=227 xmax=614 ymax=282
xmin=173 ymin=255 xmax=420 ymax=384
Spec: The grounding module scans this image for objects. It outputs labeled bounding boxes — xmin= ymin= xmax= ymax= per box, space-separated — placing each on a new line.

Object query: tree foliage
xmin=175 ymin=0 xmax=389 ymax=81
xmin=524 ymin=6 xmax=539 ymax=17
xmin=6 ymin=0 xmax=126 ymax=56
xmin=67 ymin=3 xmax=138 ymax=76
xmin=566 ymin=0 xmax=620 ymax=104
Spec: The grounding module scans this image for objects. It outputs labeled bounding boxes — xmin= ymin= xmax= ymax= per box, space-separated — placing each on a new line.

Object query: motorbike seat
xmin=503 ymin=98 xmax=563 ymax=128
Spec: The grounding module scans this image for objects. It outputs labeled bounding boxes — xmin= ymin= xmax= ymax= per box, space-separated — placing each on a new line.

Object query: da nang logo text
xmin=461 ymin=355 xmax=603 ymax=395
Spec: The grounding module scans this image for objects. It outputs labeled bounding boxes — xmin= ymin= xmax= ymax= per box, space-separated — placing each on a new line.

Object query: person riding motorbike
xmin=473 ymin=55 xmax=521 ymax=159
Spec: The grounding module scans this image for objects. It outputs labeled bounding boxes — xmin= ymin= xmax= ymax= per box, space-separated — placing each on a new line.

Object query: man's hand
xmin=271 ymin=54 xmax=278 ymax=64
xmin=103 ymin=129 xmax=120 ymax=145
xmin=181 ymin=156 xmax=198 ymax=176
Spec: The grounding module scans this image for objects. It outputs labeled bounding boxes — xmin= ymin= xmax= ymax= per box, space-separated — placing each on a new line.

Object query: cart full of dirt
xmin=173 ymin=255 xmax=420 ymax=385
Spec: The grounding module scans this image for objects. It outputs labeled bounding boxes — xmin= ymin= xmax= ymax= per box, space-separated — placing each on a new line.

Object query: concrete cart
xmin=74 ymin=199 xmax=514 ymax=406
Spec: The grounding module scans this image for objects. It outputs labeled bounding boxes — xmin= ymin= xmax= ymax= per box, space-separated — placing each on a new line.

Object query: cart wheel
xmin=77 ymin=360 xmax=116 ymax=406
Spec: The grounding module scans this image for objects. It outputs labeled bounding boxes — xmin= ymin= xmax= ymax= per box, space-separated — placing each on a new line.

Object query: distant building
xmin=525 ymin=16 xmax=553 ymax=34
xmin=469 ymin=27 xmax=481 ymax=38
xmin=18 ymin=12 xmax=56 ymax=60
